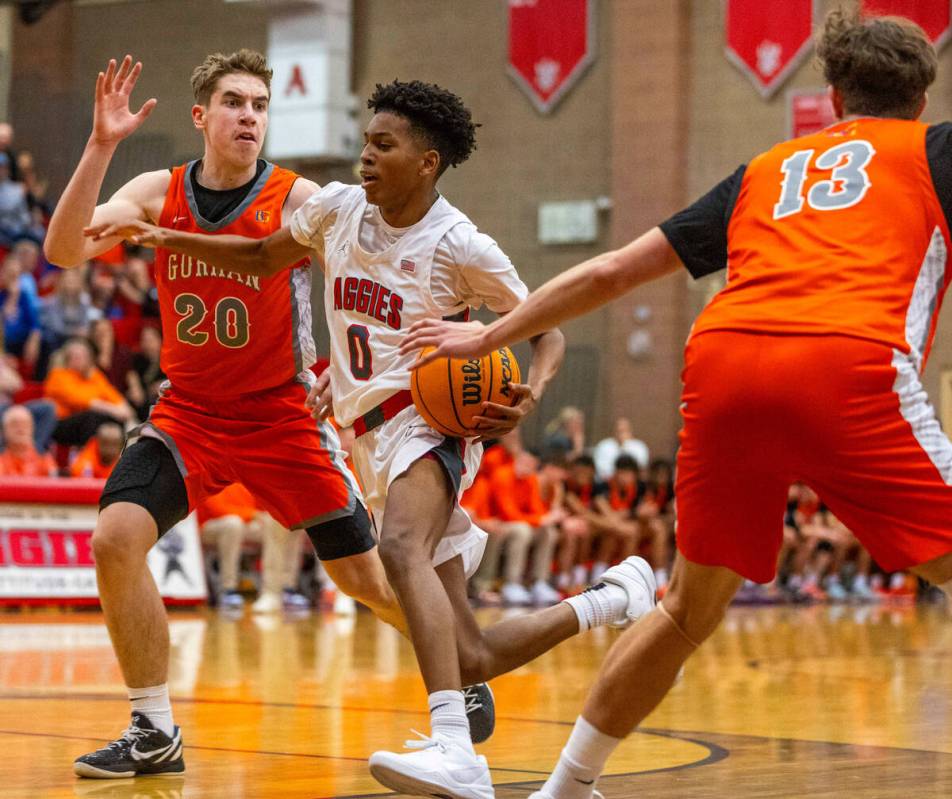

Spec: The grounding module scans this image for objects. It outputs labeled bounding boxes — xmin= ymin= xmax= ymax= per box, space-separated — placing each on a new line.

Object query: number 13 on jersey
xmin=774 ymin=140 xmax=875 ymax=220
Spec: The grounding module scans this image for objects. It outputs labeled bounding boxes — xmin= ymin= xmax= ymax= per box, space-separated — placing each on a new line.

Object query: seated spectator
xmin=15 ymin=150 xmax=50 ymax=216
xmin=197 ymin=482 xmax=309 ymax=613
xmin=593 ymin=416 xmax=649 ymax=479
xmin=88 ymin=262 xmax=122 ymax=320
xmin=90 ymin=317 xmax=133 ymax=393
xmin=0 ymin=124 xmax=20 ymax=181
xmin=0 ymin=152 xmax=31 ymax=245
xmin=0 ymin=404 xmax=57 ymax=476
xmin=40 ymin=266 xmax=95 ymax=374
xmin=1 ymin=250 xmax=41 ymax=370
xmin=542 ymin=406 xmax=586 ymax=462
xmin=126 ymin=324 xmax=165 ymax=420
xmin=69 ymin=420 xmax=123 ymax=479
xmin=479 ymin=429 xmax=522 ymax=478
xmin=486 ymin=448 xmax=564 ymax=606
xmin=604 ymin=454 xmax=671 ymax=589
xmin=0 ymin=355 xmax=55 ymax=451
xmin=557 ymin=453 xmax=604 ymax=592
xmin=44 ymin=337 xmax=134 ymax=448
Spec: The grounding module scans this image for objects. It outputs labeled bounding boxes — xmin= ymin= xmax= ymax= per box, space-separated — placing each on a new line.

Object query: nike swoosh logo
xmin=575 ymin=777 xmax=595 ymax=785
xmin=130 ymin=738 xmax=178 ymax=762
xmin=430 ymin=702 xmax=450 ymax=712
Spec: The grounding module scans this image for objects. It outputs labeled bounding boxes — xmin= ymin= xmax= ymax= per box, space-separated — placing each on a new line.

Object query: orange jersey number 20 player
xmin=44 ymin=52 xmax=403 ymax=780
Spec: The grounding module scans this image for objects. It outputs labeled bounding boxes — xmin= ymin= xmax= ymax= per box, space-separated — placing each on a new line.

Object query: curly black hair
xmin=368 ymin=80 xmax=479 ymax=175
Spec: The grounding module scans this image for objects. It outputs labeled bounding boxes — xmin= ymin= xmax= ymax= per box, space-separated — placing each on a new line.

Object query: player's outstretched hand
xmin=472 ymin=382 xmax=537 ymax=442
xmin=84 ymin=219 xmax=165 ymax=246
xmin=305 ymin=370 xmax=334 ymax=421
xmin=399 ymin=319 xmax=492 ymax=368
xmin=92 ymin=55 xmax=157 ymax=146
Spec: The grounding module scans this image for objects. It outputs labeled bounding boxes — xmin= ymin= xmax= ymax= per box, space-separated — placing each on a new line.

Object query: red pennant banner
xmin=725 ymin=0 xmax=815 ymax=98
xmin=862 ymin=0 xmax=950 ymax=46
xmin=508 ymin=0 xmax=596 ymax=114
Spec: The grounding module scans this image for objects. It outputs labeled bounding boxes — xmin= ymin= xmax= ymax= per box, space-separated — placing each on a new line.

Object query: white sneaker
xmin=369 ymin=733 xmax=494 ymax=799
xmin=500 ymin=582 xmax=532 ymax=606
xmin=528 ymin=789 xmax=604 ymax=799
xmin=251 ymin=591 xmax=281 ymax=614
xmin=599 ymin=556 xmax=657 ymax=628
xmin=530 ymin=580 xmax=562 ymax=606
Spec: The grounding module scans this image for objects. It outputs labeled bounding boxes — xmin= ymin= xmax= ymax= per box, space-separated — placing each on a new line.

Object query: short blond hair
xmin=190 ymin=49 xmax=272 ymax=106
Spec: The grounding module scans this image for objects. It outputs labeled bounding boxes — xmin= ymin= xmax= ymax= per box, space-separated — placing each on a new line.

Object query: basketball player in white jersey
xmin=90 ymin=79 xmax=658 ymax=799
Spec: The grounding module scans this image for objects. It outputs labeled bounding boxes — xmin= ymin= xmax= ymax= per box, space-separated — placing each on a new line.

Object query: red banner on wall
xmin=862 ymin=0 xmax=951 ymax=46
xmin=508 ymin=0 xmax=596 ymax=114
xmin=725 ymin=0 xmax=815 ymax=98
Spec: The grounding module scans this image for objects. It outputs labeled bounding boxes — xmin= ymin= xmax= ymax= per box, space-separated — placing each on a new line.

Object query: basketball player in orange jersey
xmin=44 ymin=51 xmax=423 ymax=781
xmin=90 ymin=79 xmax=659 ymax=799
xmin=400 ymin=9 xmax=952 ymax=798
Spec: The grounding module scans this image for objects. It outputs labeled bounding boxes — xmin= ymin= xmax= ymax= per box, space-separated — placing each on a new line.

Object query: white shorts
xmin=350 ymin=405 xmax=487 ymax=578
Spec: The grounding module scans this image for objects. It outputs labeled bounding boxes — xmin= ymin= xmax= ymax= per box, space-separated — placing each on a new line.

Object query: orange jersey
xmin=69 ymin=440 xmax=118 ymax=480
xmin=44 ymin=366 xmax=125 ymax=418
xmin=665 ymin=119 xmax=952 ymax=370
xmin=489 ymin=464 xmax=549 ymax=526
xmin=155 ymin=161 xmax=315 ymax=396
xmin=0 ymin=448 xmax=57 ymax=477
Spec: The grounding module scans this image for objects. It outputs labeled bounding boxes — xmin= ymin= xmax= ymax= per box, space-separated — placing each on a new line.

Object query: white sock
xmin=128 ymin=683 xmax=174 ymax=737
xmin=572 ymin=564 xmax=588 ymax=586
xmin=539 ymin=716 xmax=621 ymax=799
xmin=563 ymin=583 xmax=628 ymax=631
xmin=428 ymin=690 xmax=473 ymax=752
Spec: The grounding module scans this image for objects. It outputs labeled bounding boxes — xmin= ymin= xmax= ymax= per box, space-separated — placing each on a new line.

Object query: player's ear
xmin=420 ymin=149 xmax=440 ymax=179
xmin=828 ymin=86 xmax=845 ymax=120
xmin=192 ymin=104 xmax=207 ymax=131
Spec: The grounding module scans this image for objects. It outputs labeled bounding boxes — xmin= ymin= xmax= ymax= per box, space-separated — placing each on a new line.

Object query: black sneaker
xmin=463 ymin=682 xmax=495 ymax=744
xmin=74 ymin=712 xmax=185 ymax=778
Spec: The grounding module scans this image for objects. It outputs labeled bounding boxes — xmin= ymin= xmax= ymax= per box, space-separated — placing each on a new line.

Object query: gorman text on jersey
xmin=166 ymin=253 xmax=262 ymax=292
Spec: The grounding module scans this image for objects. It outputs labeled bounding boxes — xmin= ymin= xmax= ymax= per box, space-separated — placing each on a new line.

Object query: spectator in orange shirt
xmin=0 ymin=404 xmax=57 ymax=476
xmin=44 ymin=337 xmax=134 ymax=447
xmin=486 ymin=449 xmax=565 ymax=606
xmin=69 ymin=420 xmax=123 ymax=479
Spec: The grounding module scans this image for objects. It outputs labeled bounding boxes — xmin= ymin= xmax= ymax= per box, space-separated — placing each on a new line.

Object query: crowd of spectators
xmin=0 ymin=122 xmax=163 ymax=480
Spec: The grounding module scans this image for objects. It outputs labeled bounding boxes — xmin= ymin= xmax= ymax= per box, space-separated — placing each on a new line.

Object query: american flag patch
xmin=400 ymin=259 xmax=415 ymax=273
xmin=255 ymin=210 xmax=271 ymax=223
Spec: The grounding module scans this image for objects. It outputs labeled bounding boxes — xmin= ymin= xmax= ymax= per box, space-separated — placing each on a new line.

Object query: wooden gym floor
xmin=3 ymin=601 xmax=952 ymax=798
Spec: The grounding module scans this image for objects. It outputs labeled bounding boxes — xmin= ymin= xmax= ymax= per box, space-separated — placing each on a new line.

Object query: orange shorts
xmin=143 ymin=378 xmax=360 ymax=530
xmin=675 ymin=331 xmax=952 ymax=583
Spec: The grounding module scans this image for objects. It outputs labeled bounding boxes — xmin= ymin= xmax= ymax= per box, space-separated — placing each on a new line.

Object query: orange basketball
xmin=411 ymin=347 xmax=522 ymax=437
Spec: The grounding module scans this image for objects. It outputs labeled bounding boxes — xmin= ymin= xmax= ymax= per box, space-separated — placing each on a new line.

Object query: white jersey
xmin=291 ymin=182 xmax=528 ymax=426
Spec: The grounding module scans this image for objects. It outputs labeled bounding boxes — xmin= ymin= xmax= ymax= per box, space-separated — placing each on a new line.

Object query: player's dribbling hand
xmin=305 ymin=370 xmax=334 ymax=421
xmin=472 ymin=382 xmax=536 ymax=442
xmin=399 ymin=319 xmax=492 ymax=368
xmin=91 ymin=55 xmax=157 ymax=146
xmin=83 ymin=219 xmax=165 ymax=246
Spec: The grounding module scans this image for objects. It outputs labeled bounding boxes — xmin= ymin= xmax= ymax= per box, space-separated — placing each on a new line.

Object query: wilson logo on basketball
xmin=461 ymin=359 xmax=483 ymax=406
